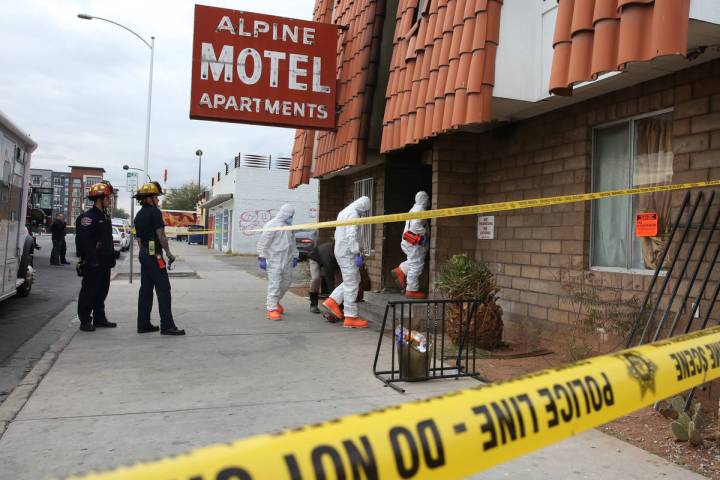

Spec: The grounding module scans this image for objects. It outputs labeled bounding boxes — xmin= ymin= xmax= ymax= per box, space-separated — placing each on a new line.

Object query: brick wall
xmin=430 ymin=59 xmax=720 ymax=337
xmin=429 ymin=137 xmax=480 ymax=276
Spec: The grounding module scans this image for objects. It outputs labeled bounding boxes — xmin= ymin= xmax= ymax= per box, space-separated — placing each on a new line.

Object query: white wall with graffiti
xmin=206 ymin=157 xmax=318 ymax=254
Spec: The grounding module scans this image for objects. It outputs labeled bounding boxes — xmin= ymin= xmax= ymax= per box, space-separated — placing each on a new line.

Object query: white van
xmin=0 ymin=109 xmax=36 ymax=301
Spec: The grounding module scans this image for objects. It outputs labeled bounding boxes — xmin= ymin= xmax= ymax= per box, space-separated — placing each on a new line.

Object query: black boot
xmin=94 ymin=319 xmax=117 ymax=328
xmin=309 ymin=292 xmax=321 ymax=314
xmin=161 ymin=327 xmax=186 ymax=336
xmin=137 ymin=324 xmax=160 ymax=334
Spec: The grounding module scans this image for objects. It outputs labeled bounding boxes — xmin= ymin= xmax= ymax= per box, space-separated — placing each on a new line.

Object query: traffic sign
xmin=127 ymin=171 xmax=138 ymax=192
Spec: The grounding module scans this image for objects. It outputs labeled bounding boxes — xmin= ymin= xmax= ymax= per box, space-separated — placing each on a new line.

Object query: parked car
xmin=111 ymin=218 xmax=131 ymax=251
xmin=294 ymin=230 xmax=318 ymax=260
xmin=119 ymin=229 xmax=130 ymax=251
xmin=111 ymin=227 xmax=122 ymax=258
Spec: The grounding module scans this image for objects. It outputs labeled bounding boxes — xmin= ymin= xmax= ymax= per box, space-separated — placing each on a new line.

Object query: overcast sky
xmin=0 ymin=0 xmax=313 ymax=212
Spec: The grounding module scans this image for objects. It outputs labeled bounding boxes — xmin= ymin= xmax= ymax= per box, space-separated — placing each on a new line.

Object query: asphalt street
xmin=0 ymin=234 xmax=104 ymax=403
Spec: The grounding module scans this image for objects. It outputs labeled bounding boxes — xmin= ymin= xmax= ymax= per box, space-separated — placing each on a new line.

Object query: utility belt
xmin=402 ymin=231 xmax=425 ymax=246
xmin=140 ymin=240 xmax=167 ymax=269
xmin=75 ymin=257 xmax=111 ymax=277
xmin=140 ymin=239 xmax=162 ymax=254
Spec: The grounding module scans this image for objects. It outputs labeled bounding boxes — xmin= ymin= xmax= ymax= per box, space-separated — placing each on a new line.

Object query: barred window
xmin=353 ymin=178 xmax=373 ymax=254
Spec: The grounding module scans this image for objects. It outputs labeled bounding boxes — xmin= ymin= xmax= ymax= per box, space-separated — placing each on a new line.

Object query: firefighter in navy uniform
xmin=133 ymin=182 xmax=185 ymax=336
xmin=75 ymin=181 xmax=117 ymax=332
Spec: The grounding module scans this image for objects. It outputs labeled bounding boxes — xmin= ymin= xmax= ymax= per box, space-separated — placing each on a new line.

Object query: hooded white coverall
xmin=400 ymin=191 xmax=429 ymax=292
xmin=330 ymin=196 xmax=370 ymax=317
xmin=257 ymin=204 xmax=298 ymax=311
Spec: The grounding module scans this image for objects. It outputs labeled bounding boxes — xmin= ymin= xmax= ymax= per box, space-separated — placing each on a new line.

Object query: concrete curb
xmin=0 ymin=309 xmax=78 ymax=439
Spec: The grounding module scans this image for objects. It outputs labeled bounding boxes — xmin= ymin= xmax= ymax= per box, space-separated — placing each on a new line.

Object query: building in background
xmin=29 ymin=168 xmax=53 ymax=226
xmin=200 ymin=153 xmax=318 ymax=254
xmin=289 ymin=0 xmax=720 ymax=334
xmin=68 ymin=166 xmax=105 ymax=220
xmin=51 ymin=171 xmax=70 ymax=219
xmin=27 ymin=166 xmax=108 ymax=227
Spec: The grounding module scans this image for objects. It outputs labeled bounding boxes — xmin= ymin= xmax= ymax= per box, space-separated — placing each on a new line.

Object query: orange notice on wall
xmin=636 ymin=212 xmax=658 ymax=237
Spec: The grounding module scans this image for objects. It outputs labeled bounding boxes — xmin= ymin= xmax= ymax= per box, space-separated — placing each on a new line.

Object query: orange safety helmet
xmin=87 ymin=181 xmax=115 ymax=199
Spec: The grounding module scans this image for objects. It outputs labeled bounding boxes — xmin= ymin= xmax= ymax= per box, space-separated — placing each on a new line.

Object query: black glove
xmin=76 ymin=260 xmax=85 ymax=277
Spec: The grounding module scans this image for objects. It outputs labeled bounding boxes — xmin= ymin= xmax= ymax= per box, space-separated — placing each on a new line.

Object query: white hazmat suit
xmin=400 ymin=191 xmax=429 ymax=292
xmin=330 ymin=196 xmax=370 ymax=317
xmin=257 ymin=204 xmax=298 ymax=311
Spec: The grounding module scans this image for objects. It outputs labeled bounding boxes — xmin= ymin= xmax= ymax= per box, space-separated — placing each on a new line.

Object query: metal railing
xmin=373 ymin=299 xmax=488 ymax=393
xmin=235 ymin=153 xmax=292 ymax=170
xmin=625 ymin=190 xmax=720 ymax=410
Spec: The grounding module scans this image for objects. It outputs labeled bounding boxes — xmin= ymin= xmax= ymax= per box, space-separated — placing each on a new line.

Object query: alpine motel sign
xmin=190 ymin=5 xmax=338 ymax=130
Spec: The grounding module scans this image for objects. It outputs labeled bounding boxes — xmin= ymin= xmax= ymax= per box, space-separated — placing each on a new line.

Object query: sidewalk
xmin=0 ymin=243 xmax=703 ymax=479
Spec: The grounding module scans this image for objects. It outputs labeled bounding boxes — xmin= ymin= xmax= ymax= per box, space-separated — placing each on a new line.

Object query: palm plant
xmin=435 ymin=254 xmax=503 ymax=349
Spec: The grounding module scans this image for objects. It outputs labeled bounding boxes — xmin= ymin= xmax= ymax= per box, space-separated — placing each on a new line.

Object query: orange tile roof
xmin=289 ymin=0 xmax=386 ymax=188
xmin=381 ymin=0 xmax=503 ymax=153
xmin=289 ymin=129 xmax=313 ymax=187
xmin=549 ymin=0 xmax=690 ymax=96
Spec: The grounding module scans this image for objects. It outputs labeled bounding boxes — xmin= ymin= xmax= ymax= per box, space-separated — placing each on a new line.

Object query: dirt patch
xmin=600 ymin=407 xmax=719 ymax=478
xmin=483 ymin=338 xmax=720 ymax=479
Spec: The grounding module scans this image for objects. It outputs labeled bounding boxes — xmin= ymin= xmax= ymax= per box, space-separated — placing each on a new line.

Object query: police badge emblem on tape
xmin=67 ymin=326 xmax=720 ymax=480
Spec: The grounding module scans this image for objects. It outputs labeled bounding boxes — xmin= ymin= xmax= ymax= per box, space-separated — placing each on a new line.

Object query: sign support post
xmin=127 ymin=171 xmax=139 ymax=285
xmin=129 ymin=196 xmax=135 ymax=285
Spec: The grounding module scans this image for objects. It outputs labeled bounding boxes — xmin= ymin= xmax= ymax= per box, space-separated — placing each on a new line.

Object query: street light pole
xmin=78 ymin=14 xmax=154 ymax=177
xmin=123 ymin=165 xmax=151 ymax=181
xmin=195 ymin=149 xmax=203 ymax=194
xmin=144 ymin=37 xmax=154 ymax=177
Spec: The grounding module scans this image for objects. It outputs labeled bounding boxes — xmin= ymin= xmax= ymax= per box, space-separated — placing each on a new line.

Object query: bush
xmin=435 ymin=255 xmax=503 ymax=349
xmin=560 ymin=271 xmax=640 ymax=360
xmin=435 ymin=254 xmax=497 ymax=301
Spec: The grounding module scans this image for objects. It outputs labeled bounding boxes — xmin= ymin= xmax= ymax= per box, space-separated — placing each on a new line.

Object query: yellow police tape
xmin=253 ymin=179 xmax=720 ymax=232
xmin=68 ymin=326 xmax=720 ymax=480
xmin=165 ymin=230 xmax=219 ymax=236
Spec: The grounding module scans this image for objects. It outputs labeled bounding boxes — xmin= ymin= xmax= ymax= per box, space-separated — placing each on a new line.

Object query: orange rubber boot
xmin=277 ymin=303 xmax=284 ymax=314
xmin=343 ymin=316 xmax=369 ymax=328
xmin=391 ymin=267 xmax=406 ymax=290
xmin=405 ymin=290 xmax=427 ymax=299
xmin=266 ymin=309 xmax=282 ymax=321
xmin=321 ymin=298 xmax=344 ymax=320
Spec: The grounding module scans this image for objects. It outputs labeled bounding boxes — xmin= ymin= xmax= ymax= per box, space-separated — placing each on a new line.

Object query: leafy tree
xmin=113 ymin=207 xmax=130 ymax=219
xmin=164 ymin=182 xmax=206 ymax=210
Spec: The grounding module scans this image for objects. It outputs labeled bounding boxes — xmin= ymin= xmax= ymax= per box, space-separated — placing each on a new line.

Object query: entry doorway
xmin=381 ymin=156 xmax=432 ymax=291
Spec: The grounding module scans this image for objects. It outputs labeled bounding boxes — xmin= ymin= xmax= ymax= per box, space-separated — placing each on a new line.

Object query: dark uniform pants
xmin=138 ymin=249 xmax=175 ymax=331
xmin=50 ymin=238 xmax=67 ymax=264
xmin=78 ymin=263 xmax=111 ymax=325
